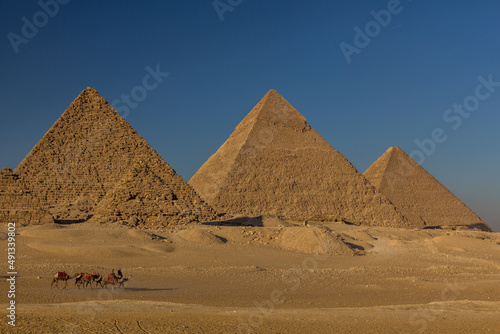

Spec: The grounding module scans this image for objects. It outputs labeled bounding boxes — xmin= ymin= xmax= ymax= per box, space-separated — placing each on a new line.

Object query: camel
xmin=74 ymin=273 xmax=102 ymax=289
xmin=51 ymin=272 xmax=79 ymax=289
xmin=92 ymin=273 xmax=104 ymax=288
xmin=74 ymin=273 xmax=85 ymax=288
xmin=103 ymin=275 xmax=132 ymax=289
xmin=80 ymin=273 xmax=94 ymax=288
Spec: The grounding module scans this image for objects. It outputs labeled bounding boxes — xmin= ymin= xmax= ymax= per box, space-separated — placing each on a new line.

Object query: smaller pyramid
xmin=363 ymin=147 xmax=491 ymax=231
xmin=90 ymin=158 xmax=217 ymax=226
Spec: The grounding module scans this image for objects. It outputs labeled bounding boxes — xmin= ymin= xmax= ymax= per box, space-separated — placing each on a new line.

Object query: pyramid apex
xmin=80 ymin=86 xmax=100 ymax=95
xmin=385 ymin=146 xmax=405 ymax=154
xmin=365 ymin=146 xmax=414 ymax=178
xmin=67 ymin=87 xmax=109 ymax=109
xmin=263 ymin=89 xmax=286 ymax=101
xmin=236 ymin=89 xmax=309 ymax=132
xmin=382 ymin=146 xmax=410 ymax=161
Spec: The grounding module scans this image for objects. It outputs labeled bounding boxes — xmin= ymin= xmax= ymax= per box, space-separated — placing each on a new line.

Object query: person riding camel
xmin=109 ymin=269 xmax=117 ymax=282
xmin=116 ymin=268 xmax=123 ymax=280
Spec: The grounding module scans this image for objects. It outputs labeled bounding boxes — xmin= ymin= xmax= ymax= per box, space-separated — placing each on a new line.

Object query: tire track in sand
xmin=137 ymin=320 xmax=150 ymax=333
xmin=114 ymin=319 xmax=126 ymax=334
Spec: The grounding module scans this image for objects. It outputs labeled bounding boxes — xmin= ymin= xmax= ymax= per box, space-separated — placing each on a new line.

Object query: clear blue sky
xmin=1 ymin=1 xmax=499 ymax=230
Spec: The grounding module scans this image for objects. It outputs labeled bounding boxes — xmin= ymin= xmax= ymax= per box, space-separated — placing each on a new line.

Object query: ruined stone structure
xmin=189 ymin=90 xmax=411 ymax=227
xmin=0 ymin=168 xmax=53 ymax=225
xmin=363 ymin=147 xmax=491 ymax=231
xmin=90 ymin=159 xmax=216 ymax=226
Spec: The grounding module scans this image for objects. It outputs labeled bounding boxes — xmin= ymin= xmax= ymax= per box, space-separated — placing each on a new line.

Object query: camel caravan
xmin=51 ymin=269 xmax=131 ymax=289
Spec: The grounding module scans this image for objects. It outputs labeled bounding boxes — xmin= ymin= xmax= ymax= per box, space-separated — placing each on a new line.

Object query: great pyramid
xmin=14 ymin=87 xmax=216 ymax=225
xmin=90 ymin=159 xmax=216 ymax=226
xmin=363 ymin=146 xmax=491 ymax=231
xmin=189 ymin=90 xmax=411 ymax=227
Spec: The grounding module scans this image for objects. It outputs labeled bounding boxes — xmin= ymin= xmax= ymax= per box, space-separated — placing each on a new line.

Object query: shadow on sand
xmin=54 ymin=219 xmax=88 ymax=225
xmin=203 ymin=216 xmax=264 ymax=227
xmin=123 ymin=287 xmax=178 ymax=292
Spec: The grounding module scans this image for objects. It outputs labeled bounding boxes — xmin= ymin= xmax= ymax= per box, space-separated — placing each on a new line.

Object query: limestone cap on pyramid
xmin=235 ymin=89 xmax=311 ymax=133
xmin=189 ymin=90 xmax=411 ymax=227
xmin=363 ymin=146 xmax=491 ymax=231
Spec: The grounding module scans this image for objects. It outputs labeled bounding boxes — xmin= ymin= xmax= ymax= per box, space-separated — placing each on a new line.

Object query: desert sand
xmin=1 ymin=218 xmax=499 ymax=333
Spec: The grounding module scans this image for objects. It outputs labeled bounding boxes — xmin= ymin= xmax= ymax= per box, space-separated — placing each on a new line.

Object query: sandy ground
xmin=1 ymin=219 xmax=499 ymax=333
